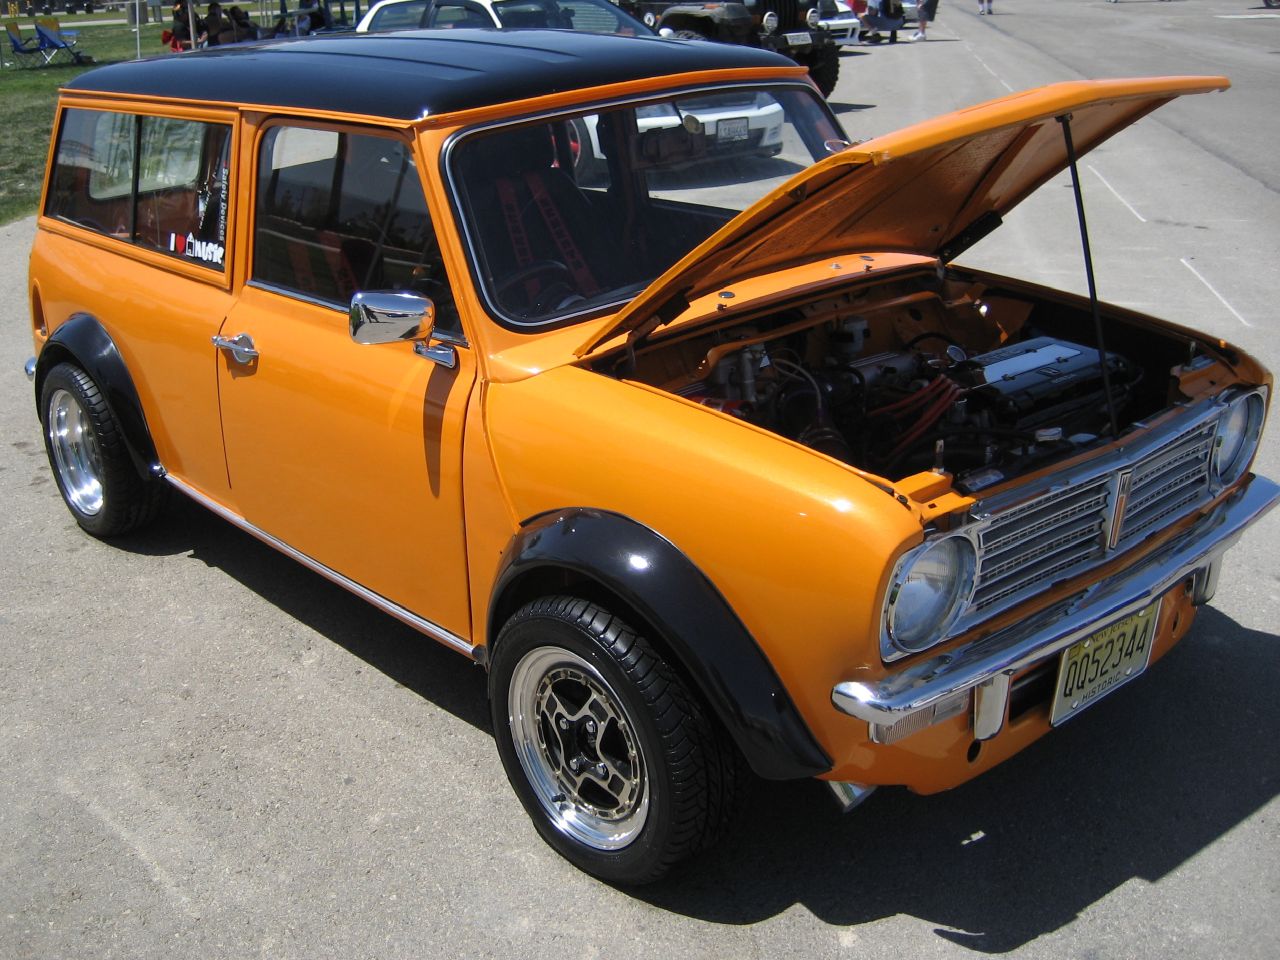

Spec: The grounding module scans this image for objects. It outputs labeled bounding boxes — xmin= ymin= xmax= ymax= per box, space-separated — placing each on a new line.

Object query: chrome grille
xmin=1117 ymin=422 xmax=1216 ymax=546
xmin=969 ymin=418 xmax=1217 ymax=618
xmin=973 ymin=478 xmax=1109 ymax=611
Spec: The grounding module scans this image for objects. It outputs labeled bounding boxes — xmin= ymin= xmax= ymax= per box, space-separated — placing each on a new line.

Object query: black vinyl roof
xmin=66 ymin=29 xmax=797 ymax=121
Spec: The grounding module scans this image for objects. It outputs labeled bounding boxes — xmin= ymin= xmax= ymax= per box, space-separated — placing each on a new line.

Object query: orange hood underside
xmin=577 ymin=75 xmax=1230 ymax=357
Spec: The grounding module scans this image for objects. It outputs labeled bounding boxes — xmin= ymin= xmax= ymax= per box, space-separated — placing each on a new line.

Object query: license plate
xmin=717 ymin=118 xmax=749 ymax=143
xmin=784 ymin=31 xmax=812 ymax=47
xmin=1050 ymin=601 xmax=1160 ymax=725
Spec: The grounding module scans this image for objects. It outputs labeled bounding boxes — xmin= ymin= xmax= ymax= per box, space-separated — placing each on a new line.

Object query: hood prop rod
xmin=1057 ymin=113 xmax=1122 ymax=440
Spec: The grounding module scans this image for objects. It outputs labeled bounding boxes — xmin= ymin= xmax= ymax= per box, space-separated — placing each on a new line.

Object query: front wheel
xmin=489 ymin=596 xmax=739 ymax=884
xmin=1265 ymin=0 xmax=1279 ymax=8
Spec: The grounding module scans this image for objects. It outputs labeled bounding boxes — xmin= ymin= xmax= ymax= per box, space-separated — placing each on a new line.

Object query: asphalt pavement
xmin=2 ymin=3 xmax=1278 ymax=958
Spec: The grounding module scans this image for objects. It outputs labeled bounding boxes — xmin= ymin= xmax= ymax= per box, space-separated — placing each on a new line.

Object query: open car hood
xmin=577 ymin=76 xmax=1228 ymax=357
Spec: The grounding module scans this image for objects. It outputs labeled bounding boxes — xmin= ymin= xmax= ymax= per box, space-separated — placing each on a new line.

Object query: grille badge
xmin=1107 ymin=469 xmax=1135 ymax=551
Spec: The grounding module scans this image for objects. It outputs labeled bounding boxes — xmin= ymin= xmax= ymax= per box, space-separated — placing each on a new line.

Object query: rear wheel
xmin=490 ymin=596 xmax=739 ymax=884
xmin=40 ymin=363 xmax=166 ymax=537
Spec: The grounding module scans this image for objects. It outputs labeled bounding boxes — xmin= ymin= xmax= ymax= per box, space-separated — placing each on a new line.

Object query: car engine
xmin=670 ymin=321 xmax=1140 ymax=492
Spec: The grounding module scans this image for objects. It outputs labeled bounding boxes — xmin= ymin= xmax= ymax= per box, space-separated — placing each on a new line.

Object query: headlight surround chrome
xmin=806 ymin=7 xmax=822 ymax=28
xmin=1212 ymin=389 xmax=1265 ymax=488
xmin=883 ymin=534 xmax=976 ymax=656
xmin=761 ymin=12 xmax=779 ymax=33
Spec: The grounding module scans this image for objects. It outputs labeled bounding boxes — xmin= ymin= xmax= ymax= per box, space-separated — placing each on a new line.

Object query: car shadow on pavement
xmin=113 ymin=498 xmax=1278 ymax=951
xmin=633 ymin=605 xmax=1280 ymax=953
xmin=113 ymin=494 xmax=493 ymax=734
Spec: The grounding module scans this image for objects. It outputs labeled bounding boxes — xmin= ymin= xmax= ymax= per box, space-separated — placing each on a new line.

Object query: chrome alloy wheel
xmin=46 ymin=387 xmax=104 ymax=517
xmin=508 ymin=647 xmax=649 ymax=850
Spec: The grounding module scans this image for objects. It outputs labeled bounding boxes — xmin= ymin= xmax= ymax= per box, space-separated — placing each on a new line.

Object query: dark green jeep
xmin=623 ymin=0 xmax=840 ymax=97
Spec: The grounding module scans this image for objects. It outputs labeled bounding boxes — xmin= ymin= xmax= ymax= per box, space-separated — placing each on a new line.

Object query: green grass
xmin=0 ymin=23 xmax=166 ymax=224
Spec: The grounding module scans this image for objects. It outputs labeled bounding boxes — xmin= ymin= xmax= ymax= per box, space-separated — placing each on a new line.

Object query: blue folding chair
xmin=4 ymin=20 xmax=44 ymax=68
xmin=34 ymin=18 xmax=88 ymax=65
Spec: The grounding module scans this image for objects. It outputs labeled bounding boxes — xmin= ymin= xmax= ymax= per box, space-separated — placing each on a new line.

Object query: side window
xmin=135 ymin=117 xmax=231 ymax=268
xmin=45 ymin=107 xmax=231 ymax=272
xmin=368 ymin=0 xmax=429 ymax=29
xmin=253 ymin=125 xmax=459 ymax=333
xmin=48 ymin=109 xmax=136 ymax=235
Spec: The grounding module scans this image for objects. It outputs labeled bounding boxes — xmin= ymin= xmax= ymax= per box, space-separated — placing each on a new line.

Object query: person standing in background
xmin=979 ymin=0 xmax=992 ymax=14
xmin=914 ymin=0 xmax=940 ymax=40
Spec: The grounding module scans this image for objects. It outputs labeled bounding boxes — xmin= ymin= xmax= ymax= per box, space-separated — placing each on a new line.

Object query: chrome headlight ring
xmin=1212 ymin=387 xmax=1266 ymax=489
xmin=761 ymin=12 xmax=779 ymax=34
xmin=806 ymin=8 xmax=822 ymax=28
xmin=881 ymin=533 xmax=977 ymax=659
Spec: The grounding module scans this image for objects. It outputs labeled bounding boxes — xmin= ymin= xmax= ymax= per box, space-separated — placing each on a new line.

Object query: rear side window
xmin=252 ymin=124 xmax=459 ymax=332
xmin=46 ymin=108 xmax=232 ymax=272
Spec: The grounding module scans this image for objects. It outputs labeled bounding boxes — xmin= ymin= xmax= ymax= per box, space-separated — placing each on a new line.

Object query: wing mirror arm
xmin=349 ymin=291 xmax=456 ymax=368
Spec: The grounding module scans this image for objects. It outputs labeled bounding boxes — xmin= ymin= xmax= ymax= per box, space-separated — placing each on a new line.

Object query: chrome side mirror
xmin=349 ymin=291 xmax=435 ymax=345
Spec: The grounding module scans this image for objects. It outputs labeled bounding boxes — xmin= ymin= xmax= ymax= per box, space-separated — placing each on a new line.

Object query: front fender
xmin=489 ymin=508 xmax=832 ymax=780
xmin=34 ymin=314 xmax=162 ymax=480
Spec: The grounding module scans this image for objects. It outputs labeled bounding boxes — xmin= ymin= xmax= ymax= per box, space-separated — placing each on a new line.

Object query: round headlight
xmin=762 ymin=12 xmax=779 ymax=33
xmin=885 ymin=536 xmax=976 ymax=653
xmin=1212 ymin=391 xmax=1264 ymax=486
xmin=806 ymin=7 xmax=822 ymax=28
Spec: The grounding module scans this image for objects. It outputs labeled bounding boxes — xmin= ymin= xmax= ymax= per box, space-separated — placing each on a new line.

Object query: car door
xmin=216 ymin=120 xmax=475 ymax=641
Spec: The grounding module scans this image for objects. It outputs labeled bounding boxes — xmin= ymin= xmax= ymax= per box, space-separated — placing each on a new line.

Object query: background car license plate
xmin=717 ymin=118 xmax=749 ymax=143
xmin=1050 ymin=601 xmax=1160 ymax=725
xmin=784 ymin=32 xmax=812 ymax=47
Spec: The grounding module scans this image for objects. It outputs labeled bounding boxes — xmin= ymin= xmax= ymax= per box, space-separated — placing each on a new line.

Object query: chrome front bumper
xmin=832 ymin=476 xmax=1280 ymax=741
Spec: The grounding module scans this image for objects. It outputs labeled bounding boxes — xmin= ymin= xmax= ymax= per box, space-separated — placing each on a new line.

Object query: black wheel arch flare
xmin=488 ymin=508 xmax=833 ymax=781
xmin=34 ymin=314 xmax=163 ymax=482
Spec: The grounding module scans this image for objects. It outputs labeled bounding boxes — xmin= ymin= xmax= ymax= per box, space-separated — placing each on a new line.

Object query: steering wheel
xmin=495 ymin=260 xmax=574 ymax=299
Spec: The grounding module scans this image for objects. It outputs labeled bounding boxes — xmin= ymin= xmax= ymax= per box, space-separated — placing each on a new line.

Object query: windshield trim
xmin=440 ymin=79 xmax=838 ymax=334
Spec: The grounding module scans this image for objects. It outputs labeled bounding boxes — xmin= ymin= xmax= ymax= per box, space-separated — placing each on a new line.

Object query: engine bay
xmin=602 ymin=270 xmax=1205 ymax=492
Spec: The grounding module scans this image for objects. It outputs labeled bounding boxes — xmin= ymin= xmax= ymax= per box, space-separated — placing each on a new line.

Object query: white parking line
xmin=1180 ymin=258 xmax=1253 ymax=328
xmin=967 ymin=47 xmax=1015 ymax=93
xmin=979 ymin=60 xmax=1014 ymax=93
xmin=1087 ymin=164 xmax=1147 ymax=223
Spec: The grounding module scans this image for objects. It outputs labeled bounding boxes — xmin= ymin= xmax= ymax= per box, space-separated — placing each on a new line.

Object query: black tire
xmin=1266 ymin=0 xmax=1279 ymax=8
xmin=673 ymin=28 xmax=707 ymax=40
xmin=805 ymin=45 xmax=840 ymax=99
xmin=489 ymin=596 xmax=740 ymax=884
xmin=39 ymin=363 xmax=167 ymax=538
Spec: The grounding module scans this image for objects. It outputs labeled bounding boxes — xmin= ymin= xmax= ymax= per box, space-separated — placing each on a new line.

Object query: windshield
xmin=450 ymin=84 xmax=842 ymax=328
xmin=490 ymin=0 xmax=650 ymax=33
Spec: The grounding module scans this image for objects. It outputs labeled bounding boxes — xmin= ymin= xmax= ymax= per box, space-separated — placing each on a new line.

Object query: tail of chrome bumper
xmin=24 ymin=357 xmax=36 ymax=381
xmin=832 ymin=476 xmax=1280 ymax=741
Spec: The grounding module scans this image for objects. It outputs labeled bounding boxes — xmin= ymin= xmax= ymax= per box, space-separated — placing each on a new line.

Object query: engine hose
xmin=868 ymin=374 xmax=948 ymax=418
xmin=886 ymin=382 xmax=962 ymax=462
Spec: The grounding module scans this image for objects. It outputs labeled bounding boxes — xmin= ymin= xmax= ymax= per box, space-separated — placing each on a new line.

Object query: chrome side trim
xmin=836 ymin=475 xmax=1280 ymax=737
xmin=24 ymin=357 xmax=37 ymax=381
xmin=165 ymin=476 xmax=478 ymax=660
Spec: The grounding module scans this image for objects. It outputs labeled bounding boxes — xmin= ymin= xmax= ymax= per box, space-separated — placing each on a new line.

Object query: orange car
xmin=24 ymin=30 xmax=1277 ymax=883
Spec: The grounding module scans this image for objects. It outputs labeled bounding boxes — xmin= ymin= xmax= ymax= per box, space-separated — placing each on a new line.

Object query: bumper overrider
xmin=832 ymin=475 xmax=1280 ymax=742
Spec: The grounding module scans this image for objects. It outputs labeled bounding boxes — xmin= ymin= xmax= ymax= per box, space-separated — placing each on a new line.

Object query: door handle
xmin=212 ymin=333 xmax=259 ymax=365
